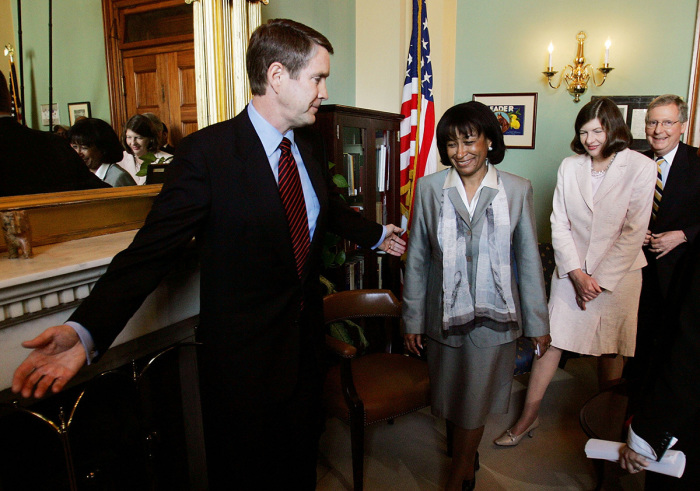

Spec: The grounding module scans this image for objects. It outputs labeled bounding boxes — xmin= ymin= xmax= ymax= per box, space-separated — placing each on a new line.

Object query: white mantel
xmin=0 ymin=231 xmax=200 ymax=391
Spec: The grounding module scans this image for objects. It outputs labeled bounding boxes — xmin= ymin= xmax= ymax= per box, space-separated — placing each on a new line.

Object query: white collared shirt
xmin=247 ymin=102 xmax=321 ymax=239
xmin=443 ymin=162 xmax=498 ymax=219
xmin=95 ymin=163 xmax=110 ymax=181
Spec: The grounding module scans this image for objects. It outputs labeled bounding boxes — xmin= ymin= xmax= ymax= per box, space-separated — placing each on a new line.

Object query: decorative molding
xmin=0 ymin=264 xmax=106 ymax=326
xmin=0 ymin=186 xmax=160 ymax=253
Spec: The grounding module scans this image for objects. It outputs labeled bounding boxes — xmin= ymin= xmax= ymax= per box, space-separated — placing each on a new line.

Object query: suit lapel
xmin=655 ymin=142 xmax=689 ymax=228
xmin=235 ymin=112 xmax=284 ymax=215
xmin=295 ymin=129 xmax=326 ymax=280
xmin=593 ymin=150 xmax=628 ymax=204
xmin=233 ymin=110 xmax=298 ymax=266
xmin=471 ymin=186 xmax=498 ymax=227
xmin=576 ymin=156 xmax=594 ymax=212
xmin=447 ymin=186 xmax=472 ymax=227
xmin=663 ymin=143 xmax=689 ymax=199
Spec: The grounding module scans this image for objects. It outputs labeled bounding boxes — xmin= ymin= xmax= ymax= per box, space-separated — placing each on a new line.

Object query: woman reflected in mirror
xmin=121 ymin=114 xmax=173 ymax=185
xmin=68 ymin=118 xmax=136 ymax=188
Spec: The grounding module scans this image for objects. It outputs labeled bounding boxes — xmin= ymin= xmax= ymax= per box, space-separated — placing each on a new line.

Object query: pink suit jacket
xmin=550 ymin=148 xmax=655 ymax=291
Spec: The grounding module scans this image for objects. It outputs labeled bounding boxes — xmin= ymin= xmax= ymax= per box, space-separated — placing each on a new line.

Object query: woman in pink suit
xmin=495 ymin=98 xmax=656 ymax=446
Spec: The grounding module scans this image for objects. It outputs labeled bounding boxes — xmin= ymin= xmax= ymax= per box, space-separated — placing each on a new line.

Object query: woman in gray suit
xmin=403 ymin=102 xmax=550 ymax=491
xmin=68 ymin=118 xmax=136 ymax=188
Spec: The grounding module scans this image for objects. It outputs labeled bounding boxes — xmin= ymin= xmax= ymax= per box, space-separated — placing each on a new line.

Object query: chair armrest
xmin=325 ymin=334 xmax=357 ymax=358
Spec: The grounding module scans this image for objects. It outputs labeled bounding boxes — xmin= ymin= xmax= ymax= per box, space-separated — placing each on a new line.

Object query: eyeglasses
xmin=645 ymin=120 xmax=679 ymax=128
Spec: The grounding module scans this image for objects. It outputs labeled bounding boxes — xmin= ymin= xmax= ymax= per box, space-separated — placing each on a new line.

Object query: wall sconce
xmin=543 ymin=31 xmax=614 ymax=102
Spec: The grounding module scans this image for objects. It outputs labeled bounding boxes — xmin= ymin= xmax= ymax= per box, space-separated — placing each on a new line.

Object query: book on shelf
xmin=376 ymin=144 xmax=387 ymax=192
xmin=343 ymin=152 xmax=363 ymax=196
xmin=376 ymin=192 xmax=388 ymax=224
xmin=343 ymin=256 xmax=365 ymax=290
xmin=344 ymin=153 xmax=355 ymax=196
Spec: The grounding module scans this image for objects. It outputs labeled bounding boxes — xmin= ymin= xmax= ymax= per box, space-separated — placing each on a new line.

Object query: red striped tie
xmin=278 ymin=137 xmax=310 ymax=278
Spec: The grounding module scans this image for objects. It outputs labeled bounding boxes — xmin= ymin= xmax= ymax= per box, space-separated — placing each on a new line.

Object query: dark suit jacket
xmin=643 ymin=141 xmax=700 ymax=295
xmin=0 ymin=117 xmax=110 ymax=197
xmin=68 ymin=107 xmax=383 ymax=412
xmin=631 ymin=141 xmax=700 ymax=411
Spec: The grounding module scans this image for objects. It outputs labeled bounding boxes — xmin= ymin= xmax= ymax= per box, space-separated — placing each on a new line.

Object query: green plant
xmin=136 ymin=152 xmax=173 ymax=177
xmin=322 ymin=161 xmax=349 ymax=268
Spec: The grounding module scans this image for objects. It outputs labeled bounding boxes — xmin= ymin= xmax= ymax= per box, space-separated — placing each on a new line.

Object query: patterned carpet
xmin=317 ymin=357 xmax=646 ymax=490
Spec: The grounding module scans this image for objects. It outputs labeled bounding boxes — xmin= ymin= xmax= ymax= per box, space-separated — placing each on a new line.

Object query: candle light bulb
xmin=605 ymin=38 xmax=611 ymax=64
xmin=548 ymin=42 xmax=553 ymax=68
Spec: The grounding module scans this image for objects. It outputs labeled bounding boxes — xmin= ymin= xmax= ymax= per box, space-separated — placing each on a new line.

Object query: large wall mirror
xmin=1 ymin=0 xmax=262 ymax=255
xmin=1 ymin=0 xmax=259 ymax=216
xmin=0 ymin=0 xmax=196 ymax=250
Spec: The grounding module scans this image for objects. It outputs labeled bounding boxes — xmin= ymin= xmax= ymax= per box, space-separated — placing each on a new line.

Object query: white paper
xmin=630 ymin=109 xmax=648 ymax=140
xmin=585 ymin=439 xmax=686 ymax=478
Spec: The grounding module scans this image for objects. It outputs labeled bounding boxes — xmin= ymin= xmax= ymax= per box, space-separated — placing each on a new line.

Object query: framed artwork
xmin=472 ymin=92 xmax=538 ymax=149
xmin=68 ymin=102 xmax=91 ymax=126
xmin=592 ymin=95 xmax=656 ymax=151
xmin=40 ymin=103 xmax=59 ymax=126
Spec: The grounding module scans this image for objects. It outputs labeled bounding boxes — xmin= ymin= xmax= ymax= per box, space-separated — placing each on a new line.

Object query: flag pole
xmin=408 ymin=0 xmax=423 ymax=230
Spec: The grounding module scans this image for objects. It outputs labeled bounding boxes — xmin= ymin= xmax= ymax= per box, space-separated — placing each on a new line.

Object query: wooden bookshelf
xmin=314 ymin=105 xmax=403 ymax=294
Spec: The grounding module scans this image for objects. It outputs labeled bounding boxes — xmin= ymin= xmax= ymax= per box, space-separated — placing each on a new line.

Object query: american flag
xmin=400 ymin=0 xmax=437 ymax=233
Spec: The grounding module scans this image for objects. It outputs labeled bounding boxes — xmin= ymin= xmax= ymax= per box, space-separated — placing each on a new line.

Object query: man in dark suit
xmin=627 ymin=94 xmax=700 ymax=398
xmin=620 ymin=240 xmax=700 ymax=489
xmin=11 ymin=19 xmax=405 ymax=489
xmin=0 ymin=71 xmax=109 ymax=197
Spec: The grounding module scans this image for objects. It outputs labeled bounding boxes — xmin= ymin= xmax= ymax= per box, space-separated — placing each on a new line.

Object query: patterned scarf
xmin=438 ymin=172 xmax=517 ymax=331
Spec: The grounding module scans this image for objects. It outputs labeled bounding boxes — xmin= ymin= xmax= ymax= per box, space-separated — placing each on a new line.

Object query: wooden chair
xmin=579 ymin=382 xmax=630 ymax=490
xmin=323 ymin=289 xmax=430 ymax=491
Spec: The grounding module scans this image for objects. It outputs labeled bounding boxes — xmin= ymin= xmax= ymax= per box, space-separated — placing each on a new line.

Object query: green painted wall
xmin=13 ymin=0 xmax=354 ymax=128
xmin=454 ymin=0 xmax=698 ymax=240
xmin=262 ymin=0 xmax=356 ymax=107
xmin=12 ymin=0 xmax=109 ymax=129
xmin=9 ymin=0 xmax=699 ymax=241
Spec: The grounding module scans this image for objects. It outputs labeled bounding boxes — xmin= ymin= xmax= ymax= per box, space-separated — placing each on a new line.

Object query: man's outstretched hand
xmin=12 ymin=325 xmax=86 ymax=399
xmin=379 ymin=224 xmax=406 ymax=256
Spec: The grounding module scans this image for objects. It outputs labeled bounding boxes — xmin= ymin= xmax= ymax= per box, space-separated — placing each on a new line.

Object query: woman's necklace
xmin=591 ymin=152 xmax=617 ymax=177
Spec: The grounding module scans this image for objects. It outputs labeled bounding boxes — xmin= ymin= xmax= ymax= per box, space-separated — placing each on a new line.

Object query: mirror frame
xmin=686 ymin=0 xmax=700 ymax=146
xmin=0 ymin=185 xmax=161 ymax=252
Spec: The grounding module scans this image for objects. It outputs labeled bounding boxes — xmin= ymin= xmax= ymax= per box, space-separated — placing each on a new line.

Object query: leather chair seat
xmin=324 ymin=352 xmax=430 ymax=425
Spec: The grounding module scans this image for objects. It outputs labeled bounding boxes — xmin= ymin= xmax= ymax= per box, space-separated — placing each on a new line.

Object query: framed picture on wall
xmin=473 ymin=93 xmax=537 ymax=149
xmin=68 ymin=102 xmax=91 ymax=126
xmin=40 ymin=103 xmax=60 ymax=126
xmin=591 ymin=95 xmax=656 ymax=151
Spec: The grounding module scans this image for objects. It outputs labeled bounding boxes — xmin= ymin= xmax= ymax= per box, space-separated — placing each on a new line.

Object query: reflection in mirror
xmin=1 ymin=1 xmax=181 ymax=208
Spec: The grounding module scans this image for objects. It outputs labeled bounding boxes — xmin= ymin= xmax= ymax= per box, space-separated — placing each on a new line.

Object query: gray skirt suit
xmin=403 ymin=168 xmax=549 ymax=428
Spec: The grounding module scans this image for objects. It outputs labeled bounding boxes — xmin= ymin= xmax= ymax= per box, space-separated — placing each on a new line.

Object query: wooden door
xmin=123 ymin=48 xmax=196 ymax=146
xmin=103 ymin=0 xmax=197 ymax=147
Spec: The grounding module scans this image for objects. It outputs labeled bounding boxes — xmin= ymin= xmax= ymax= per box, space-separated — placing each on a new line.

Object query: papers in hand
xmin=585 ymin=439 xmax=686 ymax=478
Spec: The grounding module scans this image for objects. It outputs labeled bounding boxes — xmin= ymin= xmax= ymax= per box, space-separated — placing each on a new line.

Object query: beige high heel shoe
xmin=493 ymin=418 xmax=540 ymax=446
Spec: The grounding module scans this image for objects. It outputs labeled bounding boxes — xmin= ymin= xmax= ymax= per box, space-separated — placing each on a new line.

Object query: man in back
xmin=628 ymin=95 xmax=700 ymax=401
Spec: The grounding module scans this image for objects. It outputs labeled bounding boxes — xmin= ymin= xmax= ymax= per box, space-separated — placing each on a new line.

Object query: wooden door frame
xmin=102 ymin=0 xmax=194 ymax=135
